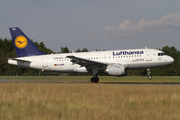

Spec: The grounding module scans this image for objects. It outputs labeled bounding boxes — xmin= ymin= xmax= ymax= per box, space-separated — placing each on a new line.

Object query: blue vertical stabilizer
xmin=9 ymin=27 xmax=45 ymax=57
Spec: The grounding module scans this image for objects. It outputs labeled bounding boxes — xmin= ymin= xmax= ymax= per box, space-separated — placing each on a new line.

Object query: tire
xmin=148 ymin=76 xmax=152 ymax=80
xmin=90 ymin=77 xmax=99 ymax=83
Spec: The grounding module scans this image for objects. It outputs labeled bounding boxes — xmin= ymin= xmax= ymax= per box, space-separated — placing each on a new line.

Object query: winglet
xmin=9 ymin=27 xmax=45 ymax=57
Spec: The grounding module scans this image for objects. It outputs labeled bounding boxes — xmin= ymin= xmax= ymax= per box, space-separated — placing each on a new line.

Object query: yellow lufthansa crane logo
xmin=15 ymin=36 xmax=28 ymax=49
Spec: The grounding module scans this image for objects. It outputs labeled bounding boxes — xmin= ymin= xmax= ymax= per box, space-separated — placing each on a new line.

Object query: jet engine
xmin=104 ymin=63 xmax=125 ymax=76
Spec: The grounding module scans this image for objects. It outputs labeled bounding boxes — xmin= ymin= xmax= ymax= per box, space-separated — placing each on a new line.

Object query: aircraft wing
xmin=66 ymin=55 xmax=107 ymax=71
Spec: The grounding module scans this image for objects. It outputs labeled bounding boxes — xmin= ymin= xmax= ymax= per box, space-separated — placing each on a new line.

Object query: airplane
xmin=8 ymin=27 xmax=174 ymax=83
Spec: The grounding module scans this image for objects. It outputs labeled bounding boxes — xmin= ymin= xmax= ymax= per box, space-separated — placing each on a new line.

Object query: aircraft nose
xmin=168 ymin=56 xmax=174 ymax=64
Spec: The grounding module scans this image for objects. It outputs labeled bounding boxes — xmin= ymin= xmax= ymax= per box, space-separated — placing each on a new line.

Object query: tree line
xmin=0 ymin=38 xmax=179 ymax=76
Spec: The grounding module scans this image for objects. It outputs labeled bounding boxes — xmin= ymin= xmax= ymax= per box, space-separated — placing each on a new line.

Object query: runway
xmin=98 ymin=82 xmax=180 ymax=84
xmin=0 ymin=80 xmax=180 ymax=84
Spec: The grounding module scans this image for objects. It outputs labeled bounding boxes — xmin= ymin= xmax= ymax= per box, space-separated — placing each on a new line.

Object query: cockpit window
xmin=158 ymin=53 xmax=166 ymax=56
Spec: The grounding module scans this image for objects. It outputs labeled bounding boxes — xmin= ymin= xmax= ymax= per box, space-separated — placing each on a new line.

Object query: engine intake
xmin=104 ymin=63 xmax=125 ymax=76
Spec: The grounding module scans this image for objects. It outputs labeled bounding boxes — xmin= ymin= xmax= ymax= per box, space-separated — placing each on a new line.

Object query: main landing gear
xmin=90 ymin=69 xmax=99 ymax=83
xmin=147 ymin=68 xmax=152 ymax=80
xmin=90 ymin=77 xmax=99 ymax=83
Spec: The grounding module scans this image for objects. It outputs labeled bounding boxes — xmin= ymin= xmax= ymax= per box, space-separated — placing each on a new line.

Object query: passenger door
xmin=42 ymin=56 xmax=48 ymax=67
xmin=146 ymin=50 xmax=152 ymax=61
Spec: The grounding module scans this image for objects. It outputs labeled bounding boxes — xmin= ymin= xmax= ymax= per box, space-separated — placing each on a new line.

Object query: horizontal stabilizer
xmin=8 ymin=58 xmax=32 ymax=62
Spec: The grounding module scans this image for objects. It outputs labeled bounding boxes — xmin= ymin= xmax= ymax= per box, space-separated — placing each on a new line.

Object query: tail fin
xmin=9 ymin=27 xmax=45 ymax=57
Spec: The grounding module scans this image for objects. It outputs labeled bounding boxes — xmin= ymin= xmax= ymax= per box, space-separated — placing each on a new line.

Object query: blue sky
xmin=1 ymin=0 xmax=180 ymax=52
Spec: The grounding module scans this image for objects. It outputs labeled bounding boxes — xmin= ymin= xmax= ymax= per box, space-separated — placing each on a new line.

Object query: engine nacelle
xmin=104 ymin=63 xmax=125 ymax=76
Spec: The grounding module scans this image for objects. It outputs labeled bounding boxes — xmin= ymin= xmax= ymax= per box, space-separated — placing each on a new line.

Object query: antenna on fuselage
xmin=143 ymin=46 xmax=147 ymax=49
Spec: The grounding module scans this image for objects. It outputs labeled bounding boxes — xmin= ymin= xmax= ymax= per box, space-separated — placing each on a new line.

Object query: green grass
xmin=0 ymin=83 xmax=180 ymax=120
xmin=0 ymin=76 xmax=179 ymax=83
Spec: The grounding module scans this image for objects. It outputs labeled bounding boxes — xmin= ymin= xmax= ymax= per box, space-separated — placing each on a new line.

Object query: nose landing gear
xmin=147 ymin=68 xmax=152 ymax=80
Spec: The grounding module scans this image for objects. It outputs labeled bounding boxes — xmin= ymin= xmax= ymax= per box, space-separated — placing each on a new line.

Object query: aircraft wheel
xmin=148 ymin=76 xmax=152 ymax=80
xmin=94 ymin=77 xmax=99 ymax=83
xmin=90 ymin=77 xmax=99 ymax=83
xmin=90 ymin=77 xmax=94 ymax=83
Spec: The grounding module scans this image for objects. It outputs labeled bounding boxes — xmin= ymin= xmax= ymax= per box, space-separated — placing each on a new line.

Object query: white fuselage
xmin=8 ymin=48 xmax=174 ymax=73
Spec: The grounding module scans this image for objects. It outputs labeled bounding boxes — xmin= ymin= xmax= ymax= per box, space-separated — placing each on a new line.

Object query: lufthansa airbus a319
xmin=8 ymin=27 xmax=174 ymax=83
